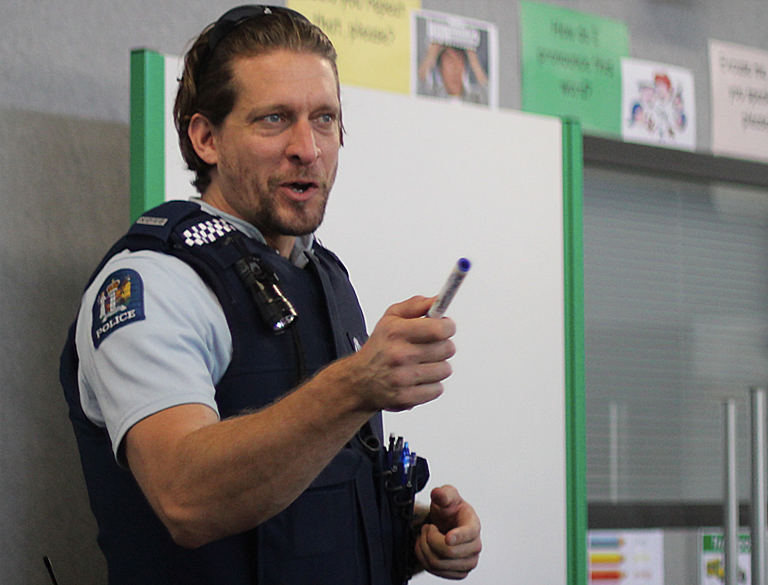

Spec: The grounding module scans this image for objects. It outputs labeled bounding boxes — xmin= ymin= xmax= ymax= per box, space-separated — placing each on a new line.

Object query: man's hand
xmin=346 ymin=295 xmax=456 ymax=412
xmin=414 ymin=485 xmax=482 ymax=580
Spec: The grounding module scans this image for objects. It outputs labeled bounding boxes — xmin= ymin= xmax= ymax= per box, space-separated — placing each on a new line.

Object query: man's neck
xmin=265 ymin=235 xmax=296 ymax=259
xmin=199 ymin=190 xmax=295 ymax=258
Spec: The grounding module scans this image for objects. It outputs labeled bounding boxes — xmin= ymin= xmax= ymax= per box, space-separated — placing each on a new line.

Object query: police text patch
xmin=92 ymin=269 xmax=146 ymax=349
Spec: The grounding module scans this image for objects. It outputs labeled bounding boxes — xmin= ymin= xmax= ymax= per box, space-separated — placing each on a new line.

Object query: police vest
xmin=60 ymin=201 xmax=399 ymax=585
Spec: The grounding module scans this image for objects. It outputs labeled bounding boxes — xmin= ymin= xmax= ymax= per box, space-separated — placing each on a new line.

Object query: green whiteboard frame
xmin=563 ymin=118 xmax=587 ymax=585
xmin=130 ymin=48 xmax=165 ymax=223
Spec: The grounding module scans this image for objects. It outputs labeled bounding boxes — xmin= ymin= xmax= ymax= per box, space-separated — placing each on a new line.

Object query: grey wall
xmin=2 ymin=0 xmax=767 ymax=583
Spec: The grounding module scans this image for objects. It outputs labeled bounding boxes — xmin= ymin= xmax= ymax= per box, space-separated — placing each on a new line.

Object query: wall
xmin=2 ymin=0 xmax=767 ymax=582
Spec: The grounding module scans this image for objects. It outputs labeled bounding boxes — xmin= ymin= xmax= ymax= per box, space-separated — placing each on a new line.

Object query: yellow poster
xmin=288 ymin=0 xmax=421 ymax=94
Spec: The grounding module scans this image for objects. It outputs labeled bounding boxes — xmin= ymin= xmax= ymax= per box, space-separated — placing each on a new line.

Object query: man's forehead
xmin=231 ymin=50 xmax=337 ymax=84
xmin=227 ymin=51 xmax=340 ymax=114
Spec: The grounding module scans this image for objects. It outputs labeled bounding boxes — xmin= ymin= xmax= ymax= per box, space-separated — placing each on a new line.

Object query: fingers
xmin=384 ymin=295 xmax=433 ymax=318
xmin=385 ymin=295 xmax=457 ymax=330
xmin=377 ymin=334 xmax=456 ymax=370
xmin=415 ymin=486 xmax=482 ymax=578
xmin=382 ymin=382 xmax=444 ymax=412
xmin=429 ymin=486 xmax=474 ymax=534
xmin=430 ymin=484 xmax=460 ymax=509
xmin=380 ymin=296 xmax=456 ymax=346
xmin=415 ymin=523 xmax=482 ymax=580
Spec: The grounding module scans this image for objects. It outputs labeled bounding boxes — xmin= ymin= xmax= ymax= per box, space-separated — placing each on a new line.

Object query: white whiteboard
xmin=318 ymin=86 xmax=568 ymax=584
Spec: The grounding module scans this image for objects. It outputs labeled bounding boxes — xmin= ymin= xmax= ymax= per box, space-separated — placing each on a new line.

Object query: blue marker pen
xmin=427 ymin=258 xmax=471 ymax=318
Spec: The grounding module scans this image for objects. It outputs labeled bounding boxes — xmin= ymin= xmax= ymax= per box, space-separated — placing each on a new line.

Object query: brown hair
xmin=174 ymin=6 xmax=341 ymax=194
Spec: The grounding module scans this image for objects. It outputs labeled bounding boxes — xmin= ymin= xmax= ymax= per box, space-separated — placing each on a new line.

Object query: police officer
xmin=61 ymin=6 xmax=481 ymax=584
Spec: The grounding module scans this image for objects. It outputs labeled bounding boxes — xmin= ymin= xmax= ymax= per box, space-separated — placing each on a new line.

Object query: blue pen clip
xmin=401 ymin=442 xmax=410 ymax=484
xmin=406 ymin=452 xmax=417 ymax=488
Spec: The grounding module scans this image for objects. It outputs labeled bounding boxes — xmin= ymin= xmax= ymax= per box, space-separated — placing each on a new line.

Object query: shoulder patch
xmin=92 ymin=268 xmax=146 ymax=349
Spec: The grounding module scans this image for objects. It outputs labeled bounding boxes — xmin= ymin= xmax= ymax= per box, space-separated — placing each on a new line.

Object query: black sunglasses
xmin=208 ymin=5 xmax=309 ymax=57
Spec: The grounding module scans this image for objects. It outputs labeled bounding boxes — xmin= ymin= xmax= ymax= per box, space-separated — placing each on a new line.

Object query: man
xmin=61 ymin=6 xmax=481 ymax=584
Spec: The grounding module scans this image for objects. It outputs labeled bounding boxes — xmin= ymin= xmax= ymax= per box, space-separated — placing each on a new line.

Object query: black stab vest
xmin=60 ymin=201 xmax=395 ymax=585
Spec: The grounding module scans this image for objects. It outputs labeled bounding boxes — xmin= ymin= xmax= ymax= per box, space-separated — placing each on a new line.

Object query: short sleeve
xmin=75 ymin=249 xmax=233 ymax=459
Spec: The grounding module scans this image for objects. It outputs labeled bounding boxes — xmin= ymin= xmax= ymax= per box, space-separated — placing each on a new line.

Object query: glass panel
xmin=583 ymin=166 xmax=768 ymax=503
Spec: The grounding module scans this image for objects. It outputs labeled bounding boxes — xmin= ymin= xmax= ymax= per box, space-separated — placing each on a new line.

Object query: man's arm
xmin=418 ymin=43 xmax=443 ymax=82
xmin=466 ymin=50 xmax=488 ymax=87
xmin=125 ymin=295 xmax=456 ymax=548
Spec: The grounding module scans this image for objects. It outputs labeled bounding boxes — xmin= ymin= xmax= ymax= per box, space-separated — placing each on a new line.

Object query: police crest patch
xmin=92 ymin=269 xmax=145 ymax=348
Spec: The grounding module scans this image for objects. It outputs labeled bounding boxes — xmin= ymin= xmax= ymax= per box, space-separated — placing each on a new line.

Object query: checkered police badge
xmin=182 ymin=218 xmax=235 ymax=246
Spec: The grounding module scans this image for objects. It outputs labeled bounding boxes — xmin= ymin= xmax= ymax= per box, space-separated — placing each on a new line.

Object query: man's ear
xmin=188 ymin=113 xmax=218 ymax=166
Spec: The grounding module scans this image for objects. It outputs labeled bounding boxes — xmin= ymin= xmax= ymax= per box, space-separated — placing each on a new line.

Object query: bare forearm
xmin=128 ymin=358 xmax=375 ymax=548
xmin=467 ymin=51 xmax=488 ymax=86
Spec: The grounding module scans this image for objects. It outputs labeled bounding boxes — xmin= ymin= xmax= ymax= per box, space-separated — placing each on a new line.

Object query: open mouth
xmin=287 ymin=182 xmax=315 ymax=194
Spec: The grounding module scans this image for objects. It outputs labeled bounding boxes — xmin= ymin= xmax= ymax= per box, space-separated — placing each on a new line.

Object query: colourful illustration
xmin=627 ymin=73 xmax=688 ymax=141
xmin=91 ymin=268 xmax=145 ymax=348
xmin=97 ymin=275 xmax=133 ymax=322
xmin=621 ymin=58 xmax=696 ymax=150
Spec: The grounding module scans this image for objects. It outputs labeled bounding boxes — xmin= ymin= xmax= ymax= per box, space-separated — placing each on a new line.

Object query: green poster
xmin=520 ymin=1 xmax=629 ymax=135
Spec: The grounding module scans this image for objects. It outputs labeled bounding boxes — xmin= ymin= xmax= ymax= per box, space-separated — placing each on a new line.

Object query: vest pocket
xmin=254 ymin=448 xmax=369 ymax=584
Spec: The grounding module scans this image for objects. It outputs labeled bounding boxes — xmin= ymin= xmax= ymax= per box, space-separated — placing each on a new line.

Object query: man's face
xmin=439 ymin=47 xmax=465 ymax=97
xmin=202 ymin=50 xmax=341 ymax=250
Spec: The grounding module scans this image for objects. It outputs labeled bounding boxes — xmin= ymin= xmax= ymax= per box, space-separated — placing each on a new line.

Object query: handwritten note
xmin=288 ymin=0 xmax=421 ymax=94
xmin=520 ymin=1 xmax=629 ymax=135
xmin=710 ymin=39 xmax=768 ymax=162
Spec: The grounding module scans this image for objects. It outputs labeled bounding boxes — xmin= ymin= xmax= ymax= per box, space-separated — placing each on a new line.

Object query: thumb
xmin=384 ymin=295 xmax=435 ymax=319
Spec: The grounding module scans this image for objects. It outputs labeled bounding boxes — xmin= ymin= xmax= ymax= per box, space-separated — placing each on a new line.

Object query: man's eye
xmin=263 ymin=114 xmax=283 ymax=123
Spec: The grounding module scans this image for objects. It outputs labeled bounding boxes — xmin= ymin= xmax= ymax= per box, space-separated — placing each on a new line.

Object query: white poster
xmin=621 ymin=58 xmax=696 ymax=151
xmin=709 ymin=39 xmax=768 ymax=163
xmin=588 ymin=530 xmax=664 ymax=584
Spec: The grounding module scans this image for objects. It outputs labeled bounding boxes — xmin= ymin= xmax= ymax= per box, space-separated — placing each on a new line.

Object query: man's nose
xmin=285 ymin=119 xmax=320 ymax=165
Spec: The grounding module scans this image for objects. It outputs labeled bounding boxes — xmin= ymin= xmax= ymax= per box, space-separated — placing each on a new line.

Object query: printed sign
xmin=710 ymin=39 xmax=768 ymax=163
xmin=587 ymin=530 xmax=664 ymax=584
xmin=621 ymin=58 xmax=696 ymax=151
xmin=520 ymin=1 xmax=629 ymax=135
xmin=411 ymin=10 xmax=498 ymax=108
xmin=288 ymin=0 xmax=421 ymax=94
xmin=700 ymin=531 xmax=751 ymax=585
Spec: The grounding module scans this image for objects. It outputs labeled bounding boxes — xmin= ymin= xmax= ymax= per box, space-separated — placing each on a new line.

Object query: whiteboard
xmin=318 ymin=86 xmax=568 ymax=584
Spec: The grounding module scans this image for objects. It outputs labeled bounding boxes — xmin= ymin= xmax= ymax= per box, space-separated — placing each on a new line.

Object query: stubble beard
xmin=261 ymin=178 xmax=330 ymax=237
xmin=217 ymin=155 xmax=338 ymax=240
xmin=246 ymin=168 xmax=335 ymax=239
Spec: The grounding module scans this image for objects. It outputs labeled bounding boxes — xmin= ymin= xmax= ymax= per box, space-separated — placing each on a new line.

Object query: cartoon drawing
xmin=627 ymin=72 xmax=688 ymax=142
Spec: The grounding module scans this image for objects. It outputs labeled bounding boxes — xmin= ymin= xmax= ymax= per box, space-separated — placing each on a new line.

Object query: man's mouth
xmin=288 ymin=182 xmax=314 ymax=194
xmin=279 ymin=180 xmax=320 ymax=202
